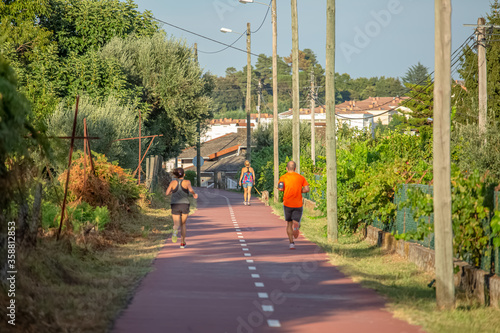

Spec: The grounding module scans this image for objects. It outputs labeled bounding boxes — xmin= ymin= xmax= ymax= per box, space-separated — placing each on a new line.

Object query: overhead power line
xmin=198 ymin=32 xmax=246 ymax=55
xmin=252 ymin=0 xmax=272 ymax=34
xmin=152 ymin=16 xmax=259 ymax=57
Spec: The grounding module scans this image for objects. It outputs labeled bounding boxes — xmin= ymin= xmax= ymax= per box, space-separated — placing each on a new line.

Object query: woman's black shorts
xmin=171 ymin=204 xmax=190 ymax=215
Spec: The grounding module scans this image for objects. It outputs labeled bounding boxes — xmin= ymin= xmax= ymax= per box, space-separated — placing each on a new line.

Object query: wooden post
xmin=434 ymin=0 xmax=455 ymax=310
xmin=272 ymin=0 xmax=279 ymax=203
xmin=477 ymin=17 xmax=487 ymax=135
xmin=257 ymin=79 xmax=262 ymax=124
xmin=310 ymin=70 xmax=316 ymax=165
xmin=146 ymin=157 xmax=150 ymax=189
xmin=291 ymin=0 xmax=300 ymax=172
xmin=138 ymin=110 xmax=142 ymax=185
xmin=195 ymin=43 xmax=201 ymax=187
xmin=83 ymin=118 xmax=88 ymax=187
xmin=246 ymin=22 xmax=252 ymax=163
xmin=326 ymin=0 xmax=338 ymax=242
xmin=57 ymin=96 xmax=80 ymax=240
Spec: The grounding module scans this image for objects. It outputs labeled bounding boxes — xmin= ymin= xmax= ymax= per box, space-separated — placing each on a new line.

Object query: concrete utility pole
xmin=246 ymin=22 xmax=252 ymax=162
xmin=291 ymin=0 xmax=300 ymax=172
xmin=195 ymin=43 xmax=201 ymax=187
xmin=326 ymin=0 xmax=338 ymax=242
xmin=272 ymin=0 xmax=279 ymax=203
xmin=434 ymin=0 xmax=455 ymax=310
xmin=477 ymin=17 xmax=487 ymax=135
xmin=310 ymin=70 xmax=316 ymax=165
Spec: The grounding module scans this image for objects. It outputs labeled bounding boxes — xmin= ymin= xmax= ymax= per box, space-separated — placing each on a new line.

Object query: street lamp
xmin=240 ymin=0 xmax=278 ymax=202
xmin=220 ymin=23 xmax=252 ymax=163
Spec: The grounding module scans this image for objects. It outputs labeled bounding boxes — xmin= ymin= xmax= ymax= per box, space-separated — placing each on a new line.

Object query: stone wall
xmin=365 ymin=225 xmax=500 ymax=308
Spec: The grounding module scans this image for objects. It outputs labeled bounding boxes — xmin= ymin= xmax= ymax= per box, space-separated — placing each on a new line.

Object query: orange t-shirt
xmin=279 ymin=172 xmax=309 ymax=208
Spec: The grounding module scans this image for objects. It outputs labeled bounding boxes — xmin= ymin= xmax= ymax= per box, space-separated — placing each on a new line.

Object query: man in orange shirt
xmin=278 ymin=160 xmax=310 ymax=250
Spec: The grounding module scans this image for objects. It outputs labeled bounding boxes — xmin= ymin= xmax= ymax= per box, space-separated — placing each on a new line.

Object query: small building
xmin=278 ymin=96 xmax=411 ymax=128
xmin=167 ymin=129 xmax=251 ymax=188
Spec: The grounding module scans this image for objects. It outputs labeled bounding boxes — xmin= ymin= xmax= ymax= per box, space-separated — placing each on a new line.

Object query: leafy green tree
xmin=46 ymin=95 xmax=140 ymax=170
xmin=0 ymin=53 xmax=44 ymax=229
xmin=0 ymin=0 xmax=159 ymax=121
xmin=399 ymin=80 xmax=434 ymax=127
xmin=374 ymin=76 xmax=405 ymax=97
xmin=0 ymin=54 xmax=37 ymax=176
xmin=212 ymin=74 xmax=245 ymax=114
xmin=101 ymin=33 xmax=213 ymax=158
xmin=40 ymin=0 xmax=159 ymax=57
xmin=402 ymin=62 xmax=429 ymax=85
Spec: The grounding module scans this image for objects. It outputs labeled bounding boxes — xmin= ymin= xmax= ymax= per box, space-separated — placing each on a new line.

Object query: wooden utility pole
xmin=138 ymin=109 xmax=142 ymax=185
xmin=310 ymin=70 xmax=315 ymax=165
xmin=246 ymin=22 xmax=252 ymax=162
xmin=195 ymin=43 xmax=201 ymax=187
xmin=477 ymin=17 xmax=487 ymax=135
xmin=434 ymin=0 xmax=455 ymax=310
xmin=291 ymin=0 xmax=300 ymax=172
xmin=272 ymin=0 xmax=279 ymax=203
xmin=257 ymin=79 xmax=262 ymax=124
xmin=326 ymin=0 xmax=338 ymax=242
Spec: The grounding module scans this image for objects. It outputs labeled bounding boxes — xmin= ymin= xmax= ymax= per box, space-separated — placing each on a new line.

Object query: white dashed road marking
xmin=267 ymin=320 xmax=281 ymax=327
xmin=219 ymin=194 xmax=282 ymax=330
xmin=262 ymin=305 xmax=274 ymax=312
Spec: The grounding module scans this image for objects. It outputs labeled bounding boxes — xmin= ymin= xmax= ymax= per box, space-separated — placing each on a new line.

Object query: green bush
xmin=298 ymin=130 xmax=432 ymax=233
xmin=67 ymin=202 xmax=110 ymax=232
xmin=42 ymin=201 xmax=60 ymax=229
xmin=184 ymin=170 xmax=197 ymax=184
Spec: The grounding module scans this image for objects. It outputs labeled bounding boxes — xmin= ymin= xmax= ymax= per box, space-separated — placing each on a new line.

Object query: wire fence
xmin=373 ymin=184 xmax=500 ymax=276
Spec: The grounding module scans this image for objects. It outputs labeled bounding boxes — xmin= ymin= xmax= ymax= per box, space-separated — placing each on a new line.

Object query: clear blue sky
xmin=133 ymin=0 xmax=493 ymax=80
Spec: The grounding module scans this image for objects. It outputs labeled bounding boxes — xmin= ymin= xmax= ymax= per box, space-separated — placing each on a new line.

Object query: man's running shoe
xmin=289 ymin=243 xmax=295 ymax=250
xmin=180 ymin=243 xmax=186 ymax=249
xmin=247 ymin=201 xmax=251 ymax=206
xmin=293 ymin=221 xmax=300 ymax=239
xmin=172 ymin=229 xmax=178 ymax=243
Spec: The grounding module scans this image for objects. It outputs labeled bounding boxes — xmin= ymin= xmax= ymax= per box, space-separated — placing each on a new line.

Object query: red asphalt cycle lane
xmin=112 ymin=188 xmax=424 ymax=333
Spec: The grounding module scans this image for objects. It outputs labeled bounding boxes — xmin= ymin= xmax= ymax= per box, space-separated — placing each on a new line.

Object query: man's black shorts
xmin=283 ymin=205 xmax=303 ymax=222
xmin=171 ymin=204 xmax=190 ymax=215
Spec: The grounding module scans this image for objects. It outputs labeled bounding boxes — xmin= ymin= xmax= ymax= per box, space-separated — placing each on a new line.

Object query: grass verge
xmin=267 ymin=201 xmax=500 ymax=333
xmin=0 ymin=191 xmax=195 ymax=333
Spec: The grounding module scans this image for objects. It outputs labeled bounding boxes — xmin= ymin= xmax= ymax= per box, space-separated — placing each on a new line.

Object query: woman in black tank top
xmin=165 ymin=167 xmax=198 ymax=248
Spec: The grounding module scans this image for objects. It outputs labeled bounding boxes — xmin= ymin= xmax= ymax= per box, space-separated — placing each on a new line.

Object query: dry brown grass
xmin=0 ymin=193 xmax=179 ymax=333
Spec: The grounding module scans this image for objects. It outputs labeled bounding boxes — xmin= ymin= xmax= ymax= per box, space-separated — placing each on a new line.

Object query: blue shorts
xmin=242 ymin=183 xmax=253 ymax=188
